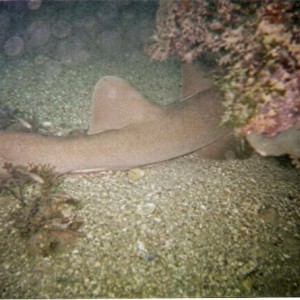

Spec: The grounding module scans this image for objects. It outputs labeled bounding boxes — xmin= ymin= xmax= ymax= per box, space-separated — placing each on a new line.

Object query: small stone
xmin=86 ymin=232 xmax=93 ymax=240
xmin=136 ymin=203 xmax=156 ymax=215
xmin=242 ymin=277 xmax=253 ymax=290
xmin=137 ymin=240 xmax=146 ymax=252
xmin=94 ymin=261 xmax=101 ymax=267
xmin=42 ymin=121 xmax=53 ymax=129
xmin=92 ymin=288 xmax=100 ymax=296
xmin=72 ymin=248 xmax=79 ymax=254
xmin=200 ymin=204 xmax=207 ymax=210
xmin=128 ymin=168 xmax=145 ymax=181
xmin=144 ymin=252 xmax=156 ymax=262
xmin=61 ymin=207 xmax=74 ymax=218
xmin=237 ymin=260 xmax=258 ymax=278
xmin=258 ymin=207 xmax=278 ymax=225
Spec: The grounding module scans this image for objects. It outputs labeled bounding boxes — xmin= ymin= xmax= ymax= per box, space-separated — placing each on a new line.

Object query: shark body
xmin=0 ymin=74 xmax=243 ymax=178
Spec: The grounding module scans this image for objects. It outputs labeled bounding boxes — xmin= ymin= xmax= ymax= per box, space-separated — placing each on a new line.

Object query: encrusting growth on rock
xmin=146 ymin=0 xmax=300 ymax=164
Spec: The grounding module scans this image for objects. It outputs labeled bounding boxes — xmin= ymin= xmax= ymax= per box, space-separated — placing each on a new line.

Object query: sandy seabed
xmin=0 ymin=1 xmax=300 ymax=298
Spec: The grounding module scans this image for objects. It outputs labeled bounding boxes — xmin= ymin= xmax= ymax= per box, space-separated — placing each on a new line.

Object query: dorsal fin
xmin=88 ymin=76 xmax=159 ymax=135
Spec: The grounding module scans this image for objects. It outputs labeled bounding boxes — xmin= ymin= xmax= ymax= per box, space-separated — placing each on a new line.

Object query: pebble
xmin=86 ymin=232 xmax=93 ymax=240
xmin=136 ymin=203 xmax=156 ymax=215
xmin=144 ymin=252 xmax=156 ymax=262
xmin=42 ymin=121 xmax=53 ymax=128
xmin=258 ymin=207 xmax=279 ymax=225
xmin=137 ymin=240 xmax=146 ymax=252
xmin=242 ymin=277 xmax=253 ymax=290
xmin=92 ymin=287 xmax=101 ymax=296
xmin=200 ymin=204 xmax=207 ymax=210
xmin=72 ymin=249 xmax=79 ymax=255
xmin=128 ymin=168 xmax=145 ymax=181
xmin=237 ymin=260 xmax=258 ymax=278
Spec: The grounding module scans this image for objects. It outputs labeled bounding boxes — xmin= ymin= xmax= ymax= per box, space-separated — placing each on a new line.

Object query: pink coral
xmin=147 ymin=0 xmax=300 ymax=138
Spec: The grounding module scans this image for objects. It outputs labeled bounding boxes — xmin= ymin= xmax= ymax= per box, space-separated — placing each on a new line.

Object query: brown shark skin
xmin=0 ymin=76 xmax=230 ymax=177
xmin=181 ymin=62 xmax=253 ymax=160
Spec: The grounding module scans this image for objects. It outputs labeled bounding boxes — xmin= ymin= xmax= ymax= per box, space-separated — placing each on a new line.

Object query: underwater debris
xmin=0 ymin=163 xmax=83 ymax=256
